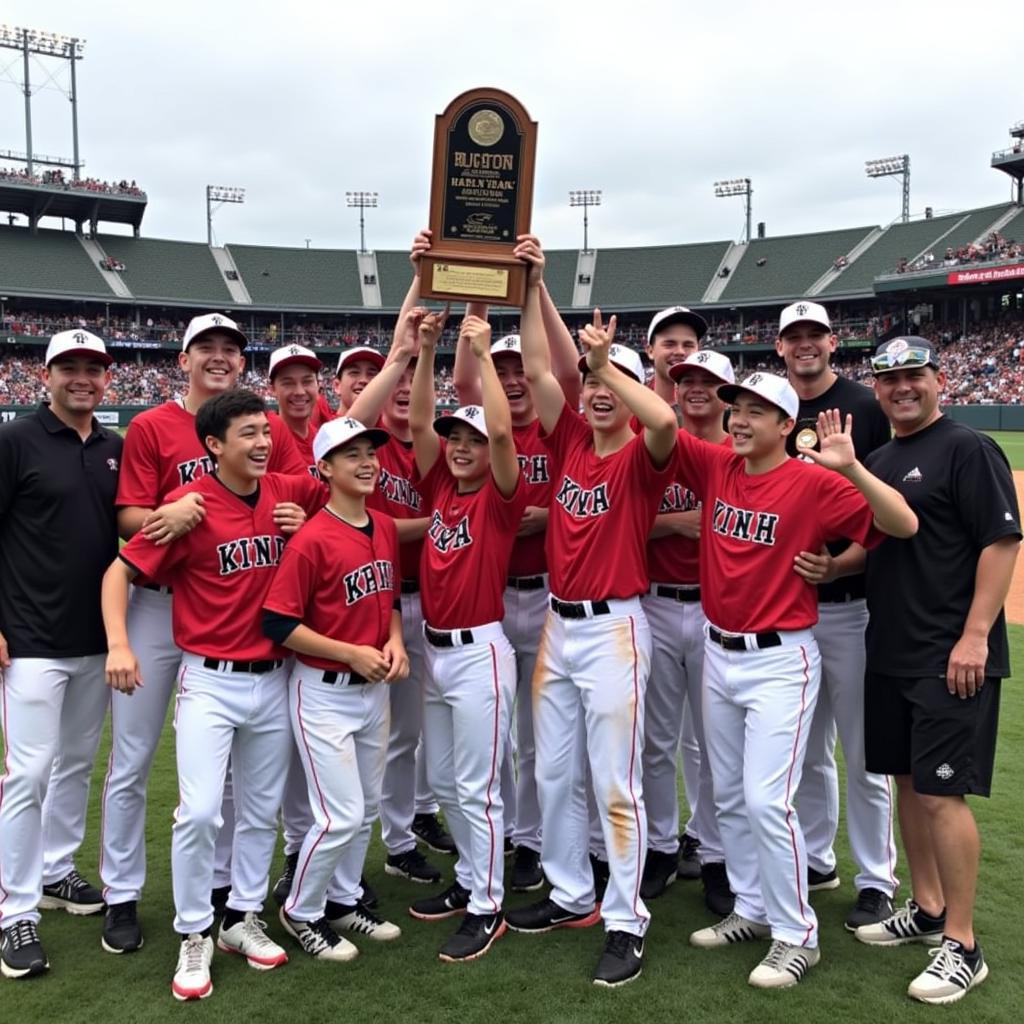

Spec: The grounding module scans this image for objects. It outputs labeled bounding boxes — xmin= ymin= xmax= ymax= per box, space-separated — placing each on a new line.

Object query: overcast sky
xmin=2 ymin=1 xmax=1021 ymax=252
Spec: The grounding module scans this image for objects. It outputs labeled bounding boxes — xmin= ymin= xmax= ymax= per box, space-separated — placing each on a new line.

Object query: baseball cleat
xmin=101 ymin=900 xmax=143 ymax=954
xmin=216 ymin=912 xmax=288 ymax=970
xmin=907 ymin=938 xmax=989 ymax=1005
xmin=438 ymin=911 xmax=506 ymax=962
xmin=408 ymin=881 xmax=471 ymax=921
xmin=272 ymin=852 xmax=299 ymax=907
xmin=854 ymin=899 xmax=945 ymax=947
xmin=690 ymin=912 xmax=771 ymax=948
xmin=386 ymin=848 xmax=442 ymax=884
xmin=700 ymin=862 xmax=735 ymax=917
xmin=1 ymin=921 xmax=49 ymax=980
xmin=807 ymin=867 xmax=840 ymax=892
xmin=505 ymin=897 xmax=601 ymax=934
xmin=279 ymin=909 xmax=358 ymax=962
xmin=326 ymin=900 xmax=401 ymax=942
xmin=677 ymin=833 xmax=702 ymax=881
xmin=748 ymin=939 xmax=820 ymax=989
xmin=592 ymin=930 xmax=644 ymax=988
xmin=639 ymin=849 xmax=678 ymax=900
xmin=38 ymin=870 xmax=104 ymax=916
xmin=844 ymin=888 xmax=894 ymax=932
xmin=171 ymin=933 xmax=214 ymax=1001
xmin=510 ymin=846 xmax=545 ymax=893
xmin=411 ymin=813 xmax=457 ymax=855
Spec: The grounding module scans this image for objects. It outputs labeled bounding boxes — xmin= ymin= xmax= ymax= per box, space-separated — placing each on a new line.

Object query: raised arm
xmin=540 ymin=281 xmax=581 ymax=408
xmin=453 ymin=302 xmax=488 ymax=407
xmin=409 ymin=309 xmax=447 ymax=478
xmin=347 ymin=305 xmax=424 ymax=426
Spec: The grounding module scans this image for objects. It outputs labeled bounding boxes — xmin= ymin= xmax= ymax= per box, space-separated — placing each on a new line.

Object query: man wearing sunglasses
xmin=856 ymin=336 xmax=1021 ymax=1006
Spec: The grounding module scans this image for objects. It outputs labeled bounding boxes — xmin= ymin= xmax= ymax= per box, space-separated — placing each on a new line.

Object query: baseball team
xmin=0 ymin=232 xmax=1017 ymax=1007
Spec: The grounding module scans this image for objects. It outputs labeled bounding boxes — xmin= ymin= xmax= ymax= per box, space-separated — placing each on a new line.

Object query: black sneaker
xmin=1 ymin=920 xmax=49 ymax=979
xmin=272 ymin=852 xmax=298 ymax=907
xmin=639 ymin=849 xmax=678 ymax=900
xmin=409 ymin=881 xmax=471 ymax=921
xmin=700 ymin=861 xmax=735 ymax=917
xmin=359 ymin=875 xmax=379 ymax=910
xmin=511 ymin=846 xmax=544 ymax=893
xmin=386 ymin=848 xmax=442 ymax=884
xmin=807 ymin=867 xmax=840 ymax=892
xmin=677 ymin=833 xmax=701 ymax=881
xmin=210 ymin=885 xmax=231 ymax=914
xmin=38 ymin=870 xmax=104 ymax=916
xmin=438 ymin=911 xmax=506 ymax=962
xmin=101 ymin=901 xmax=143 ymax=954
xmin=593 ymin=930 xmax=644 ymax=988
xmin=590 ymin=854 xmax=610 ymax=905
xmin=505 ymin=897 xmax=600 ymax=934
xmin=844 ymin=888 xmax=894 ymax=931
xmin=326 ymin=900 xmax=401 ymax=941
xmin=411 ymin=813 xmax=456 ymax=855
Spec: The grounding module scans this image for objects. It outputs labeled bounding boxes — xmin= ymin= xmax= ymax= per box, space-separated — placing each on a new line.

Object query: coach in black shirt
xmin=855 ymin=336 xmax=1020 ymax=1006
xmin=0 ymin=330 xmax=122 ymax=981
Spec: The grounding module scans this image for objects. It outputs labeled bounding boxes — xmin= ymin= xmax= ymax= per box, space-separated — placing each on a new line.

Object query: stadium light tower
xmin=206 ymin=185 xmax=245 ymax=246
xmin=865 ymin=154 xmax=910 ymax=223
xmin=0 ymin=25 xmax=86 ymax=177
xmin=714 ymin=178 xmax=753 ymax=243
xmin=569 ymin=190 xmax=602 ymax=253
xmin=346 ymin=192 xmax=378 ymax=253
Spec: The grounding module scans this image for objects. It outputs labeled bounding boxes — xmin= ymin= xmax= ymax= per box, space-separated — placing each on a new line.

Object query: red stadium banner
xmin=946 ymin=263 xmax=1024 ymax=286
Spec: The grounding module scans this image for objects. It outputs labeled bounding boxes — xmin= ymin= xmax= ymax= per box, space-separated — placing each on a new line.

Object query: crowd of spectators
xmin=896 ymin=231 xmax=1023 ymax=274
xmin=0 ymin=166 xmax=145 ymax=197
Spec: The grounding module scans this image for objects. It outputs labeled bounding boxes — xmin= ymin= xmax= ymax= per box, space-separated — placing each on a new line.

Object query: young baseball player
xmin=98 ymin=313 xmax=308 ymax=955
xmin=263 ymin=416 xmax=407 ymax=962
xmin=679 ymin=373 xmax=917 ymax=989
xmin=267 ymin=343 xmax=335 ymax=475
xmin=775 ymin=301 xmax=898 ymax=930
xmin=505 ymin=237 xmax=678 ymax=989
xmin=403 ymin=310 xmax=526 ymax=963
xmin=101 ymin=390 xmax=325 ymax=1001
xmin=334 ymin=345 xmax=386 ymax=416
xmin=855 ymin=337 xmax=1019 ymax=1005
xmin=0 ymin=331 xmax=121 ymax=980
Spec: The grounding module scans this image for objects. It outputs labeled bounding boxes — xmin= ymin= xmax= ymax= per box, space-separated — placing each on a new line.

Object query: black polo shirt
xmin=0 ymin=404 xmax=123 ymax=657
xmin=786 ymin=374 xmax=892 ymax=602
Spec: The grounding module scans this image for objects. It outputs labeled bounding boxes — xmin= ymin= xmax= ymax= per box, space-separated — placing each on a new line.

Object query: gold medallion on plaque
xmin=468 ymin=109 xmax=504 ymax=146
xmin=796 ymin=427 xmax=819 ymax=450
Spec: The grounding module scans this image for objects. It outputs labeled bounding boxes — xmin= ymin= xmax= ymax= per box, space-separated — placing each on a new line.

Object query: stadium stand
xmin=97 ymin=235 xmax=232 ymax=305
xmin=0 ymin=225 xmax=114 ymax=297
xmin=925 ymin=203 xmax=1018 ymax=260
xmin=540 ymin=248 xmax=579 ymax=309
xmin=374 ymin=248 xmax=416 ymax=310
xmin=589 ymin=241 xmax=731 ymax=309
xmin=226 ymin=244 xmax=363 ymax=309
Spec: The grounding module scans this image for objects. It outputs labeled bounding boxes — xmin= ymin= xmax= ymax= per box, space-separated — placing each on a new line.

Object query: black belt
xmin=202 ymin=657 xmax=284 ymax=674
xmin=549 ymin=597 xmax=611 ymax=619
xmin=141 ymin=583 xmax=173 ymax=594
xmin=819 ymin=592 xmax=861 ymax=604
xmin=401 ymin=579 xmax=420 ymax=594
xmin=321 ymin=669 xmax=368 ymax=685
xmin=507 ymin=575 xmax=546 ymax=591
xmin=655 ymin=585 xmax=701 ymax=602
xmin=707 ymin=627 xmax=781 ymax=652
xmin=424 ymin=626 xmax=476 ymax=648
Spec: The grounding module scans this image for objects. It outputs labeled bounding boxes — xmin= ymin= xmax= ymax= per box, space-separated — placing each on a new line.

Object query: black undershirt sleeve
xmin=262 ymin=609 xmax=302 ymax=644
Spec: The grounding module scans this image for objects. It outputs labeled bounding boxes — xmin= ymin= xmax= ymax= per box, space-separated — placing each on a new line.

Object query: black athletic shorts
xmin=864 ymin=673 xmax=1001 ymax=797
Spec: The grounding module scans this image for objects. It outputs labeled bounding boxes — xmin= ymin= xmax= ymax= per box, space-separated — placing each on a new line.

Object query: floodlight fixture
xmin=206 ymin=184 xmax=246 ymax=246
xmin=713 ymin=178 xmax=753 ymax=242
xmin=865 ymin=154 xmax=910 ymax=222
xmin=569 ymin=190 xmax=602 ymax=252
xmin=346 ymin=191 xmax=379 ymax=253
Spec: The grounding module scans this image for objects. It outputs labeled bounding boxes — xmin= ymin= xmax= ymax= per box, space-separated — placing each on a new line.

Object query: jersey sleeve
xmin=286 ymin=472 xmax=329 ymax=517
xmin=269 ymin=416 xmax=312 ymax=477
xmin=817 ymin=470 xmax=884 ymax=550
xmin=952 ymin=435 xmax=1022 ymax=548
xmin=119 ymin=520 xmax=191 ymax=581
xmin=486 ymin=471 xmax=530 ymax=531
xmin=672 ymin=428 xmax=720 ymax=499
xmin=412 ymin=451 xmax=449 ymax=507
xmin=116 ymin=414 xmax=162 ymax=507
xmin=539 ymin=404 xmax=591 ymax=475
xmin=262 ymin=542 xmax=318 ymax=620
xmin=628 ymin=430 xmax=676 ymax=485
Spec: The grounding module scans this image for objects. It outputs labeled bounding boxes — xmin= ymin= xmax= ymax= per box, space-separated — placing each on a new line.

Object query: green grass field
xmin=986 ymin=432 xmax=1024 ymax=472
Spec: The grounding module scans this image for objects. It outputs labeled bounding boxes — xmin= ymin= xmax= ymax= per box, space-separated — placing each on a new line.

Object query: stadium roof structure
xmin=0 ymin=178 xmax=146 ymax=235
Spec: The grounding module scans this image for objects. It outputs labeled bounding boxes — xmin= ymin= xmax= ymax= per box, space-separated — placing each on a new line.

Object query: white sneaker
xmin=690 ymin=912 xmax=771 ymax=949
xmin=908 ymin=939 xmax=989 ymax=1005
xmin=172 ymin=933 xmax=214 ymax=1001
xmin=854 ymin=898 xmax=945 ymax=947
xmin=327 ymin=901 xmax=402 ymax=942
xmin=280 ymin=909 xmax=358 ymax=962
xmin=216 ymin=912 xmax=288 ymax=970
xmin=748 ymin=939 xmax=820 ymax=989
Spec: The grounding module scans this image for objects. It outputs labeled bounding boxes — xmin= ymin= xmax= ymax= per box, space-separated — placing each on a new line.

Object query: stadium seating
xmin=589 ymin=241 xmax=731 ymax=308
xmin=98 ymin=235 xmax=232 ymax=304
xmin=0 ymin=225 xmax=114 ymax=297
xmin=925 ymin=203 xmax=1017 ymax=258
xmin=227 ymin=244 xmax=363 ymax=308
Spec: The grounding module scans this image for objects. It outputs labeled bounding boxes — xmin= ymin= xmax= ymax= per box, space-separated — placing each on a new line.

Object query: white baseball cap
xmin=44 ymin=329 xmax=113 ymax=367
xmin=269 ymin=344 xmax=323 ymax=379
xmin=669 ymin=349 xmax=736 ymax=385
xmin=313 ymin=416 xmax=390 ymax=463
xmin=647 ymin=306 xmax=708 ymax=344
xmin=335 ymin=345 xmax=386 ymax=377
xmin=577 ymin=343 xmax=645 ymax=383
xmin=718 ymin=371 xmax=799 ymax=420
xmin=490 ymin=334 xmax=522 ymax=358
xmin=778 ymin=301 xmax=831 ymax=337
xmin=182 ymin=312 xmax=247 ymax=352
xmin=433 ymin=405 xmax=488 ymax=439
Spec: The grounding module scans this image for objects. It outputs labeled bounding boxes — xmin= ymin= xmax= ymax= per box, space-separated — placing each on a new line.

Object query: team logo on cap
xmin=504 ymin=338 xmax=517 ymax=348
xmin=212 ymin=315 xmax=223 ymax=326
xmin=748 ymin=373 xmax=763 ymax=385
xmin=696 ymin=352 xmax=710 ymax=364
xmin=341 ymin=417 xmax=360 ymax=429
xmin=74 ymin=331 xmax=87 ymax=343
xmin=887 ymin=338 xmax=909 ymax=355
xmin=795 ymin=304 xmax=808 ymax=316
xmin=462 ymin=407 xmax=479 ymax=419
xmin=289 ymin=345 xmax=301 ymax=355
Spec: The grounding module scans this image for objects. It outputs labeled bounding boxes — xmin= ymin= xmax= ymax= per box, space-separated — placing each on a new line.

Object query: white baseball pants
xmin=703 ymin=628 xmax=821 ymax=948
xmin=0 ymin=655 xmax=108 ymax=926
xmin=533 ymin=599 xmax=652 ymax=938
xmin=284 ymin=667 xmax=390 ymax=921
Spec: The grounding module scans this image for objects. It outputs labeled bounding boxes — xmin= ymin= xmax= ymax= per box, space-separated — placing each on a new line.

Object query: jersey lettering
xmin=216 ymin=534 xmax=286 ymax=576
xmin=178 ymin=455 xmax=215 ymax=485
xmin=555 ymin=475 xmax=611 ymax=518
xmin=342 ymin=559 xmax=395 ymax=605
xmin=516 ymin=452 xmax=550 ymax=484
xmin=711 ymin=498 xmax=779 ymax=546
xmin=427 ymin=510 xmax=473 ymax=552
xmin=659 ymin=482 xmax=698 ymax=513
xmin=379 ymin=467 xmax=422 ymax=511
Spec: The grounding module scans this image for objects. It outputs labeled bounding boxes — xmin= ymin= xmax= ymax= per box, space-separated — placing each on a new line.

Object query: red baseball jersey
xmin=268 ymin=407 xmax=331 ymax=480
xmin=415 ymin=455 xmax=527 ymax=629
xmin=368 ymin=437 xmax=427 ymax=582
xmin=263 ymin=507 xmax=399 ymax=672
xmin=647 ymin=434 xmax=732 ymax=585
xmin=674 ymin=430 xmax=884 ymax=633
xmin=508 ymin=418 xmax=554 ymax=577
xmin=120 ymin=472 xmax=326 ymax=660
xmin=542 ymin=404 xmax=673 ymax=601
